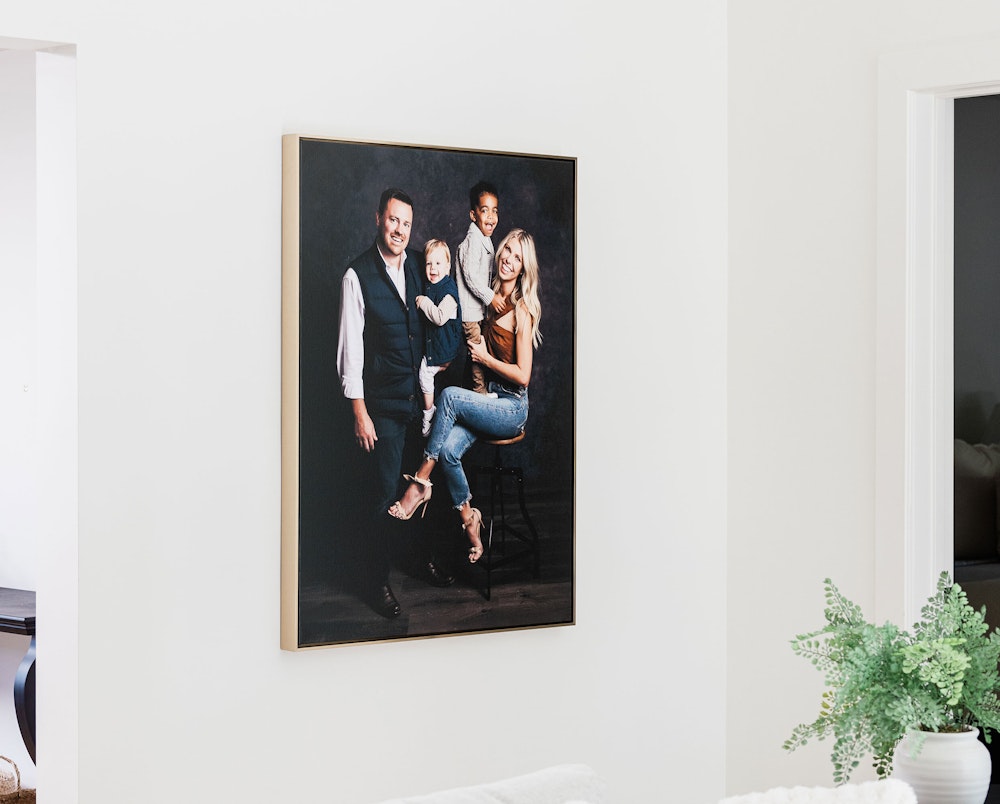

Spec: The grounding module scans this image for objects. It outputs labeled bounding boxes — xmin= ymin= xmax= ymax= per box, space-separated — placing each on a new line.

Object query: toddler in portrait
xmin=416 ymin=239 xmax=462 ymax=436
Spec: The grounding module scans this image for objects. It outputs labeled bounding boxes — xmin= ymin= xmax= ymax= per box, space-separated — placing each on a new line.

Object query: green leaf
xmin=785 ymin=572 xmax=1000 ymax=783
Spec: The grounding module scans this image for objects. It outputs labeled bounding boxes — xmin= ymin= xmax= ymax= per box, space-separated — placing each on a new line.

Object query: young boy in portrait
xmin=455 ymin=180 xmax=504 ymax=394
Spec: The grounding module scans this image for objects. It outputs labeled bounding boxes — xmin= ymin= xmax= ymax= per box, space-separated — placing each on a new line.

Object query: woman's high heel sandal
xmin=462 ymin=507 xmax=484 ymax=564
xmin=388 ymin=475 xmax=433 ymax=521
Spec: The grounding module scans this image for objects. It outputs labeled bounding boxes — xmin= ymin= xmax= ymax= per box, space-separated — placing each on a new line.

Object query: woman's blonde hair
xmin=492 ymin=228 xmax=542 ymax=348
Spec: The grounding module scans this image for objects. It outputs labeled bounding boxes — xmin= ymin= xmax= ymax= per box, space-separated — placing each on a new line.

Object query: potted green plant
xmin=784 ymin=572 xmax=1000 ymax=799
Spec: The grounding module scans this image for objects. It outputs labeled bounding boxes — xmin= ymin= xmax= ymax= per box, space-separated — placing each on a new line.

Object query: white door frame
xmin=876 ymin=37 xmax=1000 ymax=626
xmin=0 ymin=34 xmax=79 ymax=803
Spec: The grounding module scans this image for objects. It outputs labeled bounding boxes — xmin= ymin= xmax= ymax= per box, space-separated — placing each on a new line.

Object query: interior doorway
xmin=0 ymin=36 xmax=78 ymax=801
xmin=875 ymin=40 xmax=1000 ymax=629
xmin=953 ymin=93 xmax=1000 ymax=634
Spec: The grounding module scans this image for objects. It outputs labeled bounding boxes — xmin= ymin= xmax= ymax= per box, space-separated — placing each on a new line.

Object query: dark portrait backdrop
xmin=289 ymin=137 xmax=575 ymax=647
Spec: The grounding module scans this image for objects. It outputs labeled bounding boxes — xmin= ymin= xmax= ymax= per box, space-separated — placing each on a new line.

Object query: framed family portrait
xmin=280 ymin=135 xmax=576 ymax=649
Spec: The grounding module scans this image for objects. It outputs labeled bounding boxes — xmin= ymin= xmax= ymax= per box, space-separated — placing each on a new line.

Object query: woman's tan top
xmin=483 ymin=313 xmax=522 ymax=391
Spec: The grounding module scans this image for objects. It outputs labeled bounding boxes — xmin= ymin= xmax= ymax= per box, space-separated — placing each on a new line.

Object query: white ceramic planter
xmin=892 ymin=728 xmax=991 ymax=804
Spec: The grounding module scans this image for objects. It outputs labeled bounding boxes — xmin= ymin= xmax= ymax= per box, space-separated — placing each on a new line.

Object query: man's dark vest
xmin=423 ymin=274 xmax=463 ymax=367
xmin=352 ymin=244 xmax=423 ymax=418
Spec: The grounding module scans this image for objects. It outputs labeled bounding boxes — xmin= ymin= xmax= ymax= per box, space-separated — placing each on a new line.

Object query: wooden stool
xmin=473 ymin=431 xmax=540 ymax=600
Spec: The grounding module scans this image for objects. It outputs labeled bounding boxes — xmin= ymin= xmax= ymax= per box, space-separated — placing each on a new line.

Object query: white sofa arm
xmin=719 ymin=779 xmax=916 ymax=804
xmin=374 ymin=763 xmax=607 ymax=804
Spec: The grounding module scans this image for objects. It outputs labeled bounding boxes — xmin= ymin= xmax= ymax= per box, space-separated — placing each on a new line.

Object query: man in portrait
xmin=336 ymin=188 xmax=455 ymax=618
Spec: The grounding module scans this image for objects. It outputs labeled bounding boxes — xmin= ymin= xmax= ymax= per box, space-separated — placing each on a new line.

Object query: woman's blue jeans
xmin=425 ymin=383 xmax=529 ymax=508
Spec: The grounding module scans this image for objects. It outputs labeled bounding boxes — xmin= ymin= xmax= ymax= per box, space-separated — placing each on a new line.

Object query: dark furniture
xmin=954 ymin=439 xmax=1000 ymax=628
xmin=0 ymin=588 xmax=35 ymax=764
xmin=954 ymin=440 xmax=1000 ymax=783
xmin=473 ymin=432 xmax=540 ymax=601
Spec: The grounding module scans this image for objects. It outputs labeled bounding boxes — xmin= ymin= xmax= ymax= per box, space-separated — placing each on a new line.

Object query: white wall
xmin=0 ymin=48 xmax=41 ymax=792
xmin=0 ymin=44 xmax=77 ymax=795
xmin=2 ymin=2 xmax=728 ymax=802
xmin=727 ymin=1 xmax=1000 ymax=794
xmin=33 ymin=44 xmax=79 ymax=804
xmin=0 ymin=49 xmax=38 ymax=590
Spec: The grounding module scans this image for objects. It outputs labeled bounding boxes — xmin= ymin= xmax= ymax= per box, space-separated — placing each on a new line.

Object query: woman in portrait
xmin=387 ymin=228 xmax=543 ymax=563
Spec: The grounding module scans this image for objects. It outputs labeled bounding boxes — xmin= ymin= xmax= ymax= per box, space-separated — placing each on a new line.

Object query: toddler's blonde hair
xmin=423 ymin=238 xmax=451 ymax=264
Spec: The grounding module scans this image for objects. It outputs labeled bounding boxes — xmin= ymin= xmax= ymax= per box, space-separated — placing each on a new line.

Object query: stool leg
xmin=490 ymin=452 xmax=501 ymax=534
xmin=486 ymin=449 xmax=502 ymax=600
xmin=497 ymin=468 xmax=510 ymax=551
xmin=485 ymin=517 xmax=493 ymax=601
xmin=514 ymin=469 xmax=540 ymax=577
xmin=472 ymin=441 xmax=539 ymax=599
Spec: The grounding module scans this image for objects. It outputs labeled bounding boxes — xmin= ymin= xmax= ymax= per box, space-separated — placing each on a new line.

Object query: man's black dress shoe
xmin=371 ymin=584 xmax=401 ymax=618
xmin=423 ymin=560 xmax=455 ymax=588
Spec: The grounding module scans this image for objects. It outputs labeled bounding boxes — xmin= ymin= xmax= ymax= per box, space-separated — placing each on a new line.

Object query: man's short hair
xmin=379 ymin=187 xmax=414 ymax=215
xmin=468 ymin=180 xmax=499 ymax=211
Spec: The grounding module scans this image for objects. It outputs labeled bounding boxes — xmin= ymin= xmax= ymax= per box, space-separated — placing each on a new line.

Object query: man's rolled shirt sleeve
xmin=337 ymin=268 xmax=366 ymax=399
